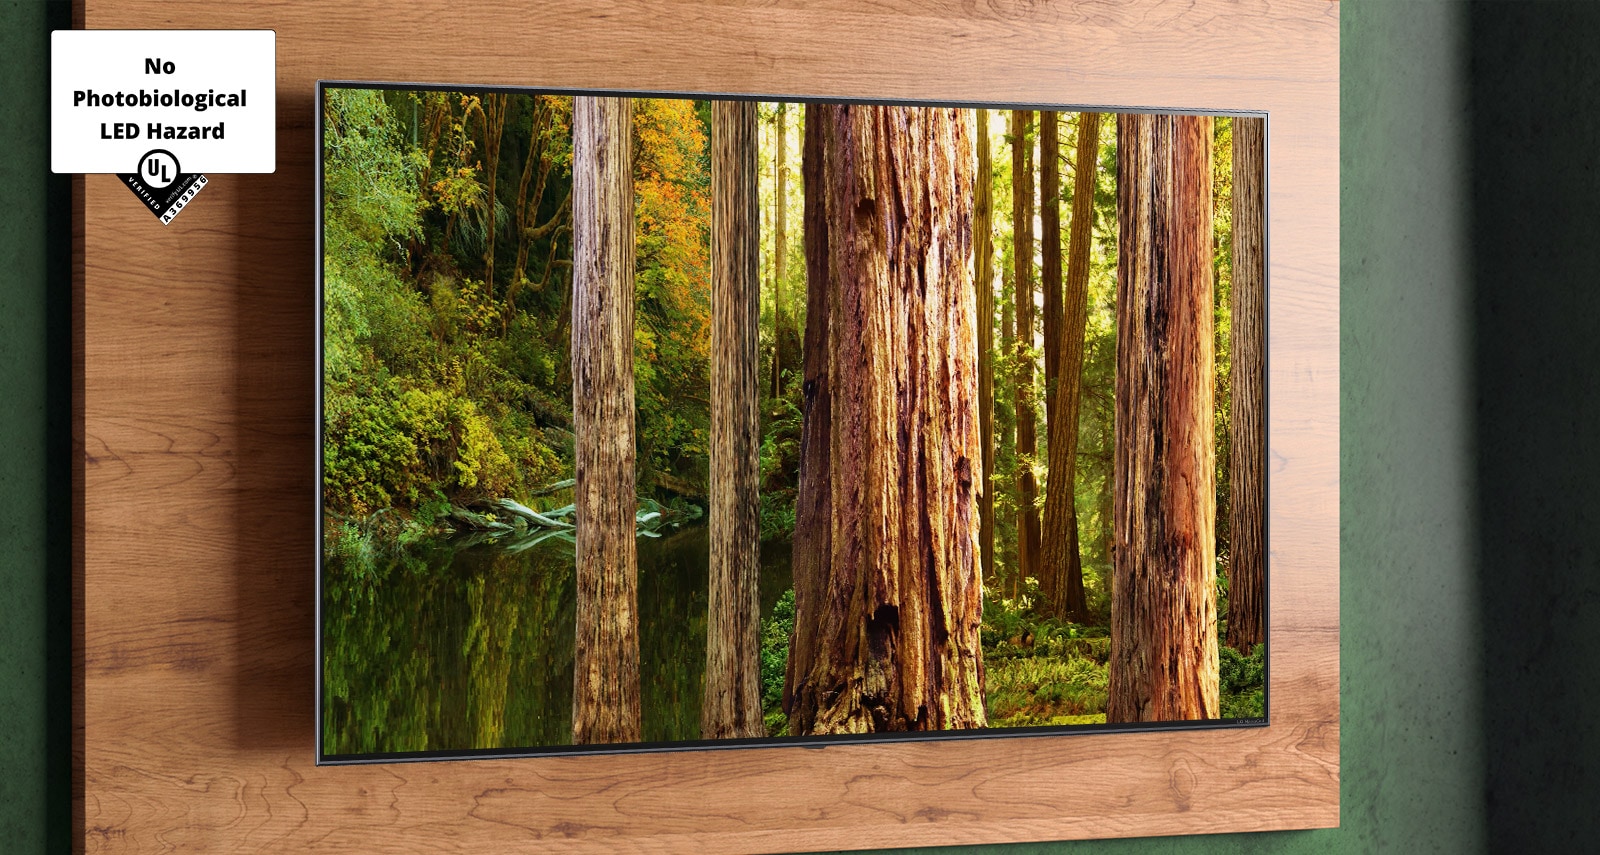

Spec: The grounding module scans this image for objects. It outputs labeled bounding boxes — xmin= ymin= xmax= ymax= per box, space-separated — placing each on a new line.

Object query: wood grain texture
xmin=76 ymin=0 xmax=1338 ymax=851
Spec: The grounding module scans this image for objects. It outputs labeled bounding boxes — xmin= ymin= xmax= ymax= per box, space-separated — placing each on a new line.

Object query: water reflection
xmin=322 ymin=525 xmax=790 ymax=755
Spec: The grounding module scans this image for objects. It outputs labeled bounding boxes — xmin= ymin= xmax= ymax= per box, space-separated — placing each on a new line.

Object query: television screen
xmin=317 ymin=82 xmax=1267 ymax=762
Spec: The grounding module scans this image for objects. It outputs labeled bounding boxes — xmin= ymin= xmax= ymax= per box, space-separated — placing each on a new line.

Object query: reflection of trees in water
xmin=638 ymin=525 xmax=708 ymax=742
xmin=323 ymin=525 xmax=791 ymax=755
xmin=321 ymin=533 xmax=576 ymax=755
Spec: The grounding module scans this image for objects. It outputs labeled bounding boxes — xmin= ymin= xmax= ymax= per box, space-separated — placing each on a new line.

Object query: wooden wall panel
xmin=76 ymin=1 xmax=1339 ymax=851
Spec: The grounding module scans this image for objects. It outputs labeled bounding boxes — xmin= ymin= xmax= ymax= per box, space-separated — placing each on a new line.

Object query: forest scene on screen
xmin=320 ymin=86 xmax=1266 ymax=756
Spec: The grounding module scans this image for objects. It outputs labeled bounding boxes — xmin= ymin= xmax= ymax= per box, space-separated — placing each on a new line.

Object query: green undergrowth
xmin=981 ymin=591 xmax=1111 ymax=728
xmin=1220 ymin=642 xmax=1266 ymax=719
xmin=759 ymin=588 xmax=796 ymax=736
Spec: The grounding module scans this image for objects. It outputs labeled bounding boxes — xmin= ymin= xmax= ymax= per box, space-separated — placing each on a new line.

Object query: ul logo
xmin=138 ymin=150 xmax=180 ymax=190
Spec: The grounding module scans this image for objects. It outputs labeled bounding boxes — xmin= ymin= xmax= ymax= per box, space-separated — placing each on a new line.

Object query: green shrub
xmin=1219 ymin=642 xmax=1265 ymax=719
xmin=323 ymin=382 xmax=421 ymax=515
xmin=985 ymin=653 xmax=1109 ymax=728
xmin=759 ymin=589 xmax=796 ymax=733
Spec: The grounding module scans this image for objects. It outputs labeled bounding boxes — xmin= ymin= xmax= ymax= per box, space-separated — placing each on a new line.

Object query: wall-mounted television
xmin=316 ymin=81 xmax=1268 ymax=764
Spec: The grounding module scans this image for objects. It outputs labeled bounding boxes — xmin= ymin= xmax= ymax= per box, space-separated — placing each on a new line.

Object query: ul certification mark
xmin=118 ymin=148 xmax=207 ymax=224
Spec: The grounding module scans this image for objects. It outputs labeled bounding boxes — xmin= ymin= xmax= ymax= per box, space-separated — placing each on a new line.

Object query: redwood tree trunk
xmin=1108 ymin=112 xmax=1219 ymax=723
xmin=570 ymin=95 xmax=642 ymax=745
xmin=975 ymin=108 xmax=997 ymax=586
xmin=703 ymin=100 xmax=764 ymax=739
xmin=784 ymin=104 xmax=832 ymax=720
xmin=1041 ymin=112 xmax=1100 ymax=622
xmin=1011 ymin=110 xmax=1041 ymax=596
xmin=999 ymin=275 xmax=1015 ymax=597
xmin=1041 ymin=111 xmax=1062 ymax=440
xmin=785 ymin=104 xmax=986 ymax=735
xmin=1039 ymin=111 xmax=1062 ymax=611
xmin=1227 ymin=116 xmax=1266 ymax=654
xmin=773 ymin=102 xmax=789 ymax=398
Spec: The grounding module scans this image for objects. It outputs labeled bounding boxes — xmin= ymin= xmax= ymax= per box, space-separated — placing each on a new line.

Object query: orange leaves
xmin=630 ymin=98 xmax=713 ymax=474
xmin=632 ymin=98 xmax=712 ymax=367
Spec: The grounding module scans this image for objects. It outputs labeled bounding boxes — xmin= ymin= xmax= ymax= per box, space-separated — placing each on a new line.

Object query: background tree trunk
xmin=784 ymin=105 xmax=832 ymax=720
xmin=1108 ymin=112 xmax=1220 ymax=723
xmin=703 ymin=100 xmax=764 ymax=740
xmin=570 ymin=95 xmax=642 ymax=745
xmin=975 ymin=108 xmax=996 ymax=586
xmin=785 ymin=104 xmax=986 ymax=736
xmin=1039 ymin=111 xmax=1062 ymax=611
xmin=1012 ymin=110 xmax=1041 ymax=596
xmin=1041 ymin=111 xmax=1062 ymax=443
xmin=1227 ymin=115 xmax=1266 ymax=654
xmin=773 ymin=102 xmax=788 ymax=398
xmin=999 ymin=274 xmax=1015 ymax=598
xmin=1041 ymin=112 xmax=1100 ymax=622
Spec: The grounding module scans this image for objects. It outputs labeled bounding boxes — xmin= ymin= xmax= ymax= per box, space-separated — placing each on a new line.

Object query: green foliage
xmin=757 ymin=372 xmax=805 ymax=541
xmin=323 ymin=379 xmax=422 ymax=514
xmin=986 ymin=655 xmax=1109 ymax=727
xmin=981 ymin=592 xmax=1110 ymax=728
xmin=323 ymin=88 xmax=581 ymax=526
xmin=1219 ymin=642 xmax=1266 ymax=719
xmin=632 ymin=99 xmax=714 ymax=490
xmin=759 ymin=588 xmax=796 ymax=734
xmin=1213 ymin=116 xmax=1235 ymax=559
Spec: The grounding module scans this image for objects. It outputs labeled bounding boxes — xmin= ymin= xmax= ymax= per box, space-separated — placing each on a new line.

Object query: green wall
xmin=0 ymin=1 xmax=69 ymax=853
xmin=7 ymin=2 xmax=1577 ymax=852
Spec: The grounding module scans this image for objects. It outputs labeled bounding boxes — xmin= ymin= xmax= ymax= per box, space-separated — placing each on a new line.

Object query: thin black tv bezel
xmin=314 ymin=79 xmax=1270 ymax=766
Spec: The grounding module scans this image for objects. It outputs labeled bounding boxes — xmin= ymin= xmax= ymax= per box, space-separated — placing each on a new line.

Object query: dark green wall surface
xmin=1 ymin=1 xmax=69 ymax=854
xmin=5 ymin=2 xmax=1596 ymax=852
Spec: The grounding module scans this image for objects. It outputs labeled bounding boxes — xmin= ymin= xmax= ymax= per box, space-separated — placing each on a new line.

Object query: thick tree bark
xmin=975 ymin=108 xmax=997 ymax=586
xmin=1011 ymin=110 xmax=1041 ymax=596
xmin=570 ymin=95 xmax=643 ymax=745
xmin=703 ymin=100 xmax=765 ymax=740
xmin=785 ymin=104 xmax=986 ymax=735
xmin=773 ymin=103 xmax=789 ymax=398
xmin=1108 ymin=112 xmax=1219 ymax=723
xmin=1227 ymin=116 xmax=1266 ymax=654
xmin=1041 ymin=112 xmax=1100 ymax=622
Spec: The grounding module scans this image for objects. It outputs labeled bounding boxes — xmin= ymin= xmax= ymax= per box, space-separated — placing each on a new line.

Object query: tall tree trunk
xmin=1041 ymin=112 xmax=1101 ymax=622
xmin=785 ymin=104 xmax=986 ymax=736
xmin=1108 ymin=112 xmax=1219 ymax=723
xmin=999 ymin=274 xmax=1015 ymax=598
xmin=783 ymin=105 xmax=832 ymax=720
xmin=570 ymin=95 xmax=642 ymax=745
xmin=1227 ymin=116 xmax=1266 ymax=654
xmin=975 ymin=108 xmax=996 ymax=586
xmin=773 ymin=103 xmax=788 ymax=398
xmin=703 ymin=101 xmax=764 ymax=739
xmin=1041 ymin=111 xmax=1062 ymax=440
xmin=1011 ymin=110 xmax=1041 ymax=596
xmin=1039 ymin=110 xmax=1062 ymax=610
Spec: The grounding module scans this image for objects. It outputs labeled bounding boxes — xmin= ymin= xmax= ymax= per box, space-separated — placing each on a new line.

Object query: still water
xmin=321 ymin=526 xmax=790 ymax=756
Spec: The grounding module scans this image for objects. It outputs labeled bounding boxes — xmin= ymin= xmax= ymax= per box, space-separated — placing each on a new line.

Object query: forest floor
xmin=981 ymin=596 xmax=1112 ymax=727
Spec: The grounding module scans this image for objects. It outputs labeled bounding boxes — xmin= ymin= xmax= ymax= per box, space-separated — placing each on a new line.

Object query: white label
xmin=51 ymin=30 xmax=275 ymax=174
